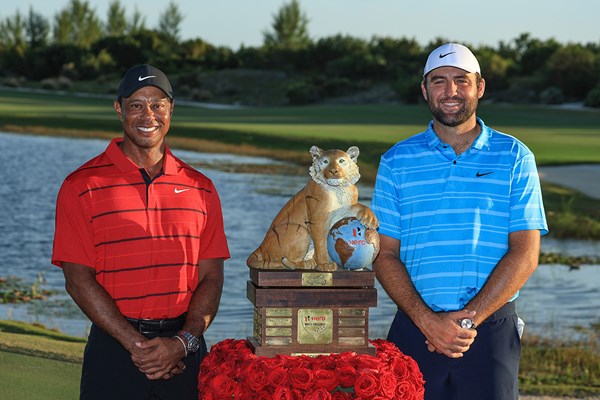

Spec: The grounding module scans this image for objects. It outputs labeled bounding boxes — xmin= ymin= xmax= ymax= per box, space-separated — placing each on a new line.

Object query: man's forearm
xmin=466 ymin=230 xmax=540 ymax=325
xmin=62 ymin=263 xmax=145 ymax=352
xmin=183 ymin=259 xmax=224 ymax=337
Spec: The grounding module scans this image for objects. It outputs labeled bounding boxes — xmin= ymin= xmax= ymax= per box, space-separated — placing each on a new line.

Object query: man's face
xmin=114 ymin=86 xmax=174 ymax=151
xmin=422 ymin=67 xmax=485 ymax=127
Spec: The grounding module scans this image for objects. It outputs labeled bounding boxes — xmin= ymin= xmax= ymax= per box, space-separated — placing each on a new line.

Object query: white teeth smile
xmin=138 ymin=126 xmax=158 ymax=132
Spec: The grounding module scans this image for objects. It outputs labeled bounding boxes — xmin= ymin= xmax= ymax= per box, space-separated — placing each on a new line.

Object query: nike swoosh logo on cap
xmin=138 ymin=75 xmax=156 ymax=81
xmin=439 ymin=52 xmax=455 ymax=58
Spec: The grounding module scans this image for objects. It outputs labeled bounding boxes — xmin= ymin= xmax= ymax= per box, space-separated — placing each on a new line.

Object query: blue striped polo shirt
xmin=371 ymin=118 xmax=548 ymax=312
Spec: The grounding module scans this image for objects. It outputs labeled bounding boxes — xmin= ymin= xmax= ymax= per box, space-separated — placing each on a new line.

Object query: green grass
xmin=2 ymin=88 xmax=599 ymax=170
xmin=0 ymin=321 xmax=84 ymax=400
xmin=0 ymin=351 xmax=81 ymax=400
xmin=520 ymin=329 xmax=600 ymax=397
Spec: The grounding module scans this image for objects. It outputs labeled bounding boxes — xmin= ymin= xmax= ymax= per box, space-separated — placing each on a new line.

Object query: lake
xmin=0 ymin=132 xmax=598 ymax=346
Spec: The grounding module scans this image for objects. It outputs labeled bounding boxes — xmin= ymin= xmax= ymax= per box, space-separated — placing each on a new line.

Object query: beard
xmin=427 ymin=95 xmax=479 ymax=127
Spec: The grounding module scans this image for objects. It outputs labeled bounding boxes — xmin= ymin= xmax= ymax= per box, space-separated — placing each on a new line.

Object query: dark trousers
xmin=387 ymin=303 xmax=521 ymax=400
xmin=80 ymin=324 xmax=207 ymax=400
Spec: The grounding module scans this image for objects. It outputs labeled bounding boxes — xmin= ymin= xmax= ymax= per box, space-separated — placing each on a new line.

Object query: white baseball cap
xmin=423 ymin=43 xmax=480 ymax=77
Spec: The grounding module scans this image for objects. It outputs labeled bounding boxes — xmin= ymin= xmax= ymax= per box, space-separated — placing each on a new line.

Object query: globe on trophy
xmin=327 ymin=217 xmax=380 ymax=270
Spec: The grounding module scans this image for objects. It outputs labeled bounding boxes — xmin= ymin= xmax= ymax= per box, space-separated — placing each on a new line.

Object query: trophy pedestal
xmin=246 ymin=269 xmax=377 ymax=357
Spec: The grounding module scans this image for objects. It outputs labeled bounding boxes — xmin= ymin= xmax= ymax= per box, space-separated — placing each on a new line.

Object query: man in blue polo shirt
xmin=371 ymin=43 xmax=548 ymax=400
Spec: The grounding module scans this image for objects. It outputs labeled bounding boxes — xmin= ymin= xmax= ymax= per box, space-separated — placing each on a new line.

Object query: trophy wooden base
xmin=246 ymin=269 xmax=377 ymax=357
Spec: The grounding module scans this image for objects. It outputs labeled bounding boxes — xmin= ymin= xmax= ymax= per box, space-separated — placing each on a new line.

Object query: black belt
xmin=126 ymin=313 xmax=186 ymax=334
xmin=481 ymin=301 xmax=515 ymax=324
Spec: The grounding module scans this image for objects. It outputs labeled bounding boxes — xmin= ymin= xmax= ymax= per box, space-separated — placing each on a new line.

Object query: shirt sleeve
xmin=371 ymin=155 xmax=403 ymax=241
xmin=509 ymin=153 xmax=549 ymax=235
xmin=52 ymin=180 xmax=96 ymax=268
xmin=198 ymin=181 xmax=230 ymax=261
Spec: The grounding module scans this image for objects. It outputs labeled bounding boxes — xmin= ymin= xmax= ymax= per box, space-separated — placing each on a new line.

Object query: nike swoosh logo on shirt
xmin=138 ymin=75 xmax=156 ymax=81
xmin=439 ymin=52 xmax=455 ymax=58
xmin=174 ymin=188 xmax=191 ymax=194
xmin=476 ymin=172 xmax=494 ymax=177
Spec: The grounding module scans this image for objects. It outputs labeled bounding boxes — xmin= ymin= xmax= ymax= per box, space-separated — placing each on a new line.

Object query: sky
xmin=2 ymin=0 xmax=599 ymax=50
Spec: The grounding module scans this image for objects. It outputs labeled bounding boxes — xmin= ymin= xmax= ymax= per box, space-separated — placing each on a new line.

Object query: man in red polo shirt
xmin=52 ymin=64 xmax=230 ymax=400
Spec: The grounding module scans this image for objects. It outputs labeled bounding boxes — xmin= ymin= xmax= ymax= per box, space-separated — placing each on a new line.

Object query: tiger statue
xmin=246 ymin=145 xmax=379 ymax=271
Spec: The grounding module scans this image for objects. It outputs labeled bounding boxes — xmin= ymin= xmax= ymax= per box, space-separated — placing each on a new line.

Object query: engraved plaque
xmin=297 ymin=309 xmax=333 ymax=344
xmin=339 ymin=337 xmax=366 ymax=346
xmin=266 ymin=318 xmax=292 ymax=326
xmin=338 ymin=327 xmax=366 ymax=337
xmin=266 ymin=308 xmax=292 ymax=317
xmin=339 ymin=308 xmax=365 ymax=317
xmin=338 ymin=318 xmax=365 ymax=326
xmin=301 ymin=273 xmax=333 ymax=287
xmin=292 ymin=352 xmax=331 ymax=357
xmin=266 ymin=337 xmax=293 ymax=346
xmin=266 ymin=327 xmax=292 ymax=337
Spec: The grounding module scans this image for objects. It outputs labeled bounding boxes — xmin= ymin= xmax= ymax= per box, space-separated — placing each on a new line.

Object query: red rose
xmin=353 ymin=371 xmax=379 ymax=399
xmin=290 ymin=388 xmax=304 ymax=400
xmin=208 ymin=373 xmax=236 ymax=398
xmin=335 ymin=364 xmax=358 ymax=388
xmin=242 ymin=364 xmax=269 ymax=392
xmin=394 ymin=380 xmax=415 ymax=400
xmin=313 ymin=369 xmax=340 ymax=392
xmin=268 ymin=366 xmax=290 ymax=387
xmin=378 ymin=371 xmax=397 ymax=398
xmin=355 ymin=354 xmax=381 ymax=373
xmin=331 ymin=391 xmax=354 ymax=400
xmin=273 ymin=386 xmax=292 ymax=400
xmin=305 ymin=388 xmax=333 ymax=400
xmin=289 ymin=366 xmax=313 ymax=390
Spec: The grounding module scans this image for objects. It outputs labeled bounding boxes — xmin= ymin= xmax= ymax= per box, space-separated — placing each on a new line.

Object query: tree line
xmin=1 ymin=0 xmax=599 ymax=107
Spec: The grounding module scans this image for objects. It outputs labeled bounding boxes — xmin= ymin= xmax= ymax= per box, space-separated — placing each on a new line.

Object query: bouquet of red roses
xmin=198 ymin=338 xmax=424 ymax=399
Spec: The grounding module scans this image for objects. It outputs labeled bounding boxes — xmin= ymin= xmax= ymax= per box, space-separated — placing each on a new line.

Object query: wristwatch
xmin=460 ymin=318 xmax=476 ymax=330
xmin=176 ymin=330 xmax=201 ymax=353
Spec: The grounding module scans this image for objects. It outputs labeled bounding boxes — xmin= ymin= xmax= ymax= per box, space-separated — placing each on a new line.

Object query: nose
xmin=444 ymin=81 xmax=458 ymax=97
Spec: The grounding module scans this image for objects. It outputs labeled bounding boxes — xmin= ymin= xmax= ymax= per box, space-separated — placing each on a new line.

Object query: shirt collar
xmin=424 ymin=117 xmax=491 ymax=151
xmin=105 ymin=138 xmax=177 ymax=175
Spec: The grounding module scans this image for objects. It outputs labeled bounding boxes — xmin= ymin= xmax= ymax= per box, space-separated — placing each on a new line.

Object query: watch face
xmin=460 ymin=318 xmax=475 ymax=329
xmin=178 ymin=331 xmax=201 ymax=353
xmin=187 ymin=335 xmax=200 ymax=353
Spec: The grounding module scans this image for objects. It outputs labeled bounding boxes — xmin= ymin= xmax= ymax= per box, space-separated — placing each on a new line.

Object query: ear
xmin=346 ymin=146 xmax=359 ymax=163
xmin=421 ymin=80 xmax=428 ymax=101
xmin=310 ymin=146 xmax=323 ymax=162
xmin=477 ymin=78 xmax=486 ymax=99
xmin=114 ymin=100 xmax=123 ymax=122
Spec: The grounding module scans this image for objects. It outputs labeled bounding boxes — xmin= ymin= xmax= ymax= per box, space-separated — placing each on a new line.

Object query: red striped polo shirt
xmin=52 ymin=138 xmax=230 ymax=319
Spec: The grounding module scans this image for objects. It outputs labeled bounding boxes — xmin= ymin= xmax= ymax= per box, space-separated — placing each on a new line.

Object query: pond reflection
xmin=0 ymin=132 xmax=598 ymax=345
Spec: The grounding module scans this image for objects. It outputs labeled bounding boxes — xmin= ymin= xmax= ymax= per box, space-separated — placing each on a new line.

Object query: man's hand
xmin=131 ymin=337 xmax=186 ymax=380
xmin=420 ymin=310 xmax=478 ymax=358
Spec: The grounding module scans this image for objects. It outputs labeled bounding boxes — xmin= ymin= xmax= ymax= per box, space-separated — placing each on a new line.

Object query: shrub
xmin=539 ymin=86 xmax=564 ymax=104
xmin=584 ymin=87 xmax=600 ymax=108
xmin=286 ymin=81 xmax=320 ymax=104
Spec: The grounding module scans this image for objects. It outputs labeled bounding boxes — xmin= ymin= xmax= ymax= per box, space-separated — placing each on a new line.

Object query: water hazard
xmin=0 ymin=132 xmax=598 ymax=346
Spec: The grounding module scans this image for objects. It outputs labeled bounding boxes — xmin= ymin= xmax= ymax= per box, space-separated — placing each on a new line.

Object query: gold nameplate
xmin=338 ymin=318 xmax=365 ymax=326
xmin=298 ymin=309 xmax=333 ymax=344
xmin=266 ymin=337 xmax=293 ymax=346
xmin=292 ymin=352 xmax=331 ymax=357
xmin=338 ymin=327 xmax=366 ymax=337
xmin=266 ymin=308 xmax=292 ymax=317
xmin=266 ymin=327 xmax=292 ymax=337
xmin=339 ymin=308 xmax=366 ymax=317
xmin=301 ymin=273 xmax=333 ymax=287
xmin=339 ymin=337 xmax=366 ymax=346
xmin=266 ymin=318 xmax=292 ymax=327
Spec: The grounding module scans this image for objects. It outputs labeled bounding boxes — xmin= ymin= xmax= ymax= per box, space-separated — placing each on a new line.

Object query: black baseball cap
xmin=117 ymin=64 xmax=173 ymax=100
